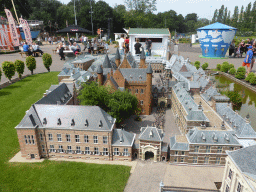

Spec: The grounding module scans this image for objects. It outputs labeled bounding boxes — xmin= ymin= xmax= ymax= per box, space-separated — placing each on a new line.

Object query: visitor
xmin=119 ymin=34 xmax=125 ymax=55
xmin=73 ymin=42 xmax=81 ymax=55
xmin=32 ymin=42 xmax=44 ymax=56
xmin=48 ymin=37 xmax=52 ymax=45
xmin=145 ymin=38 xmax=152 ymax=56
xmin=242 ymin=45 xmax=253 ymax=76
xmin=240 ymin=40 xmax=246 ymax=57
xmin=229 ymin=40 xmax=236 ymax=57
xmin=23 ymin=42 xmax=32 ymax=56
xmin=58 ymin=42 xmax=65 ymax=60
xmin=83 ymin=35 xmax=88 ymax=51
xmin=134 ymin=38 xmax=142 ymax=55
xmin=251 ymin=42 xmax=256 ymax=71
xmin=124 ymin=36 xmax=129 ymax=54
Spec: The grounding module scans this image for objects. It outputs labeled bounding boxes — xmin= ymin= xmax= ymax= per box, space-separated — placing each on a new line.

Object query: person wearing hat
xmin=242 ymin=45 xmax=254 ymax=76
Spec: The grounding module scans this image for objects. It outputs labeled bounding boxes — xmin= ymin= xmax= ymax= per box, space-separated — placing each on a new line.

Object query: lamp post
xmin=90 ymin=0 xmax=94 ymax=35
xmin=74 ymin=0 xmax=78 ymax=40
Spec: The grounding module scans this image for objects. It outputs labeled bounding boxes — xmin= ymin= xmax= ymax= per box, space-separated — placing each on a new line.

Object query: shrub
xmin=250 ymin=76 xmax=256 ymax=85
xmin=194 ymin=61 xmax=200 ymax=65
xmin=26 ymin=56 xmax=36 ymax=75
xmin=217 ymin=64 xmax=221 ymax=70
xmin=235 ymin=67 xmax=246 ymax=79
xmin=202 ymin=62 xmax=209 ymax=70
xmin=195 ymin=64 xmax=200 ymax=70
xmin=229 ymin=63 xmax=234 ymax=69
xmin=14 ymin=60 xmax=25 ymax=79
xmin=229 ymin=68 xmax=236 ymax=75
xmin=2 ymin=61 xmax=15 ymax=82
xmin=245 ymin=72 xmax=255 ymax=82
xmin=227 ymin=91 xmax=242 ymax=105
xmin=221 ymin=62 xmax=230 ymax=73
xmin=42 ymin=53 xmax=52 ymax=72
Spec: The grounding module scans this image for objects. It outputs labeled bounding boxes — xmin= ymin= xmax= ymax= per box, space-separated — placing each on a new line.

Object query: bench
xmin=33 ymin=52 xmax=42 ymax=57
xmin=19 ymin=52 xmax=29 ymax=58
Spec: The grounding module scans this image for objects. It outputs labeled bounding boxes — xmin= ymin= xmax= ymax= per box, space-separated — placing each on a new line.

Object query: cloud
xmin=222 ymin=30 xmax=236 ymax=44
xmin=200 ymin=38 xmax=210 ymax=42
xmin=211 ymin=37 xmax=223 ymax=43
xmin=208 ymin=30 xmax=222 ymax=39
xmin=197 ymin=30 xmax=207 ymax=39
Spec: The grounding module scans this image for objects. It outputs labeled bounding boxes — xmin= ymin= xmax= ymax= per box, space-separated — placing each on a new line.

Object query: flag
xmin=19 ymin=18 xmax=32 ymax=45
xmin=4 ymin=9 xmax=19 ymax=46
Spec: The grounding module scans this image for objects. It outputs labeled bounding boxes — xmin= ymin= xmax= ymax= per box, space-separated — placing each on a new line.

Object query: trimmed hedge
xmin=229 ymin=68 xmax=236 ymax=75
xmin=235 ymin=67 xmax=246 ymax=79
xmin=245 ymin=72 xmax=255 ymax=82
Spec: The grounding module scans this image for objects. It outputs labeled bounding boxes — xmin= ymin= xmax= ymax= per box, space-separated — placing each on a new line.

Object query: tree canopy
xmin=78 ymin=82 xmax=139 ymax=124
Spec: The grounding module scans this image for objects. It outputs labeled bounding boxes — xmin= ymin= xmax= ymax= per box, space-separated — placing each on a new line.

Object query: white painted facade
xmin=128 ymin=34 xmax=169 ymax=57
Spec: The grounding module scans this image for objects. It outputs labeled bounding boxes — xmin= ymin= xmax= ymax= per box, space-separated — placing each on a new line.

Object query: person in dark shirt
xmin=134 ymin=38 xmax=142 ymax=55
xmin=145 ymin=38 xmax=152 ymax=56
xmin=124 ymin=37 xmax=129 ymax=54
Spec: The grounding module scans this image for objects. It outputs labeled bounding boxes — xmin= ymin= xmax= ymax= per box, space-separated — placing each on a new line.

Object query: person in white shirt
xmin=32 ymin=42 xmax=44 ymax=56
xmin=83 ymin=36 xmax=88 ymax=51
xmin=119 ymin=34 xmax=125 ymax=55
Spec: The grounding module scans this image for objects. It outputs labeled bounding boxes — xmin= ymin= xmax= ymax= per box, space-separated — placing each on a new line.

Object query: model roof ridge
xmin=140 ymin=47 xmax=146 ymax=60
xmin=115 ymin=48 xmax=120 ymax=60
xmin=103 ymin=54 xmax=111 ymax=68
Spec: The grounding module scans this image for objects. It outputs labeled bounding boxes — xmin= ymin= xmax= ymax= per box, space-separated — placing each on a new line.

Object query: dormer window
xmin=149 ymin=129 xmax=153 ymax=137
xmin=130 ymin=75 xmax=133 ymax=79
xmin=85 ymin=119 xmax=88 ymax=127
xmin=139 ymin=75 xmax=142 ymax=80
xmin=212 ymin=133 xmax=218 ymax=142
xmin=57 ymin=118 xmax=61 ymax=125
xmin=67 ymin=91 xmax=72 ymax=96
xmin=71 ymin=119 xmax=75 ymax=126
xmin=99 ymin=120 xmax=103 ymax=128
xmin=225 ymin=133 xmax=230 ymax=142
xmin=201 ymin=133 xmax=206 ymax=141
xmin=61 ymin=97 xmax=65 ymax=102
xmin=64 ymin=94 xmax=68 ymax=98
xmin=43 ymin=118 xmax=47 ymax=125
xmin=120 ymin=134 xmax=123 ymax=143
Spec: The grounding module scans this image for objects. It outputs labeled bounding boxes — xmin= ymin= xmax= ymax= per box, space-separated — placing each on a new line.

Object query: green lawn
xmin=0 ymin=72 xmax=131 ymax=192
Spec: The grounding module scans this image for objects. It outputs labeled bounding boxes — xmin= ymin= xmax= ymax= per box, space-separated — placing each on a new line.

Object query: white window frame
xmin=140 ymin=100 xmax=144 ymax=105
xmin=57 ymin=134 xmax=62 ymax=142
xmin=66 ymin=134 xmax=71 ymax=142
xmin=194 ymin=146 xmax=199 ymax=153
xmin=42 ymin=145 xmax=45 ymax=152
xmin=114 ymin=148 xmax=119 ymax=156
xmin=141 ymin=89 xmax=144 ymax=94
xmin=124 ymin=148 xmax=128 ymax=156
xmin=103 ymin=136 xmax=108 ymax=144
xmin=237 ymin=182 xmax=242 ymax=192
xmin=103 ymin=148 xmax=108 ymax=156
xmin=40 ymin=133 xmax=43 ymax=141
xmin=24 ymin=135 xmax=28 ymax=144
xmin=67 ymin=145 xmax=72 ymax=153
xmin=59 ymin=145 xmax=64 ymax=153
xmin=206 ymin=146 xmax=211 ymax=153
xmin=216 ymin=157 xmax=220 ymax=164
xmin=76 ymin=146 xmax=81 ymax=154
xmin=48 ymin=133 xmax=53 ymax=141
xmin=85 ymin=147 xmax=90 ymax=155
xmin=204 ymin=156 xmax=209 ymax=164
xmin=93 ymin=136 xmax=98 ymax=144
xmin=75 ymin=135 xmax=80 ymax=143
xmin=193 ymin=156 xmax=198 ymax=163
xmin=175 ymin=151 xmax=178 ymax=155
xmin=228 ymin=169 xmax=233 ymax=180
xmin=94 ymin=147 xmax=99 ymax=155
xmin=180 ymin=157 xmax=184 ymax=162
xmin=225 ymin=184 xmax=230 ymax=192
xmin=181 ymin=151 xmax=185 ymax=156
xmin=50 ymin=145 xmax=54 ymax=152
xmin=84 ymin=135 xmax=89 ymax=143
xmin=135 ymin=89 xmax=138 ymax=94
xmin=28 ymin=135 xmax=31 ymax=144
xmin=217 ymin=146 xmax=223 ymax=153
xmin=31 ymin=135 xmax=35 ymax=144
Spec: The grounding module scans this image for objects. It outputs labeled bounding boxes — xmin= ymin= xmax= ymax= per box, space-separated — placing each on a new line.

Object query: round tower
xmin=97 ymin=65 xmax=103 ymax=86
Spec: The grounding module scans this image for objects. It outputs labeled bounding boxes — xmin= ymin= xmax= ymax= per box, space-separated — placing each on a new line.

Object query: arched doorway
xmin=145 ymin=151 xmax=154 ymax=160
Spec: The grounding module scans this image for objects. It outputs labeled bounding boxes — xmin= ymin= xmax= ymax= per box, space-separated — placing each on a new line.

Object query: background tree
xmin=124 ymin=0 xmax=157 ymax=13
xmin=42 ymin=53 xmax=52 ymax=72
xmin=212 ymin=9 xmax=218 ymax=23
xmin=232 ymin=6 xmax=239 ymax=27
xmin=2 ymin=61 xmax=15 ymax=83
xmin=14 ymin=60 xmax=25 ymax=79
xmin=217 ymin=5 xmax=225 ymax=22
xmin=26 ymin=56 xmax=36 ymax=75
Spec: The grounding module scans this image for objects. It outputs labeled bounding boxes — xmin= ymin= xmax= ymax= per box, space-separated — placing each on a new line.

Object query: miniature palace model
xmin=16 ymin=50 xmax=256 ymax=165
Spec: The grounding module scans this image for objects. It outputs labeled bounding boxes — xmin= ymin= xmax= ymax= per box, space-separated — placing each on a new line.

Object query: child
xmin=242 ymin=46 xmax=253 ymax=76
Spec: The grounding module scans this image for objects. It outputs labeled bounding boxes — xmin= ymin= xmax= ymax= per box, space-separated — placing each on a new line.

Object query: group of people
xmin=229 ymin=38 xmax=255 ymax=58
xmin=57 ymin=41 xmax=81 ymax=60
xmin=118 ymin=34 xmax=152 ymax=56
xmin=22 ymin=42 xmax=44 ymax=56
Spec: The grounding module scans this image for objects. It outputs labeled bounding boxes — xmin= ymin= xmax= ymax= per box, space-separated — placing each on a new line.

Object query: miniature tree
xmin=0 ymin=68 xmax=2 ymax=82
xmin=235 ymin=67 xmax=246 ymax=79
xmin=221 ymin=62 xmax=230 ymax=73
xmin=14 ymin=60 xmax=25 ymax=79
xmin=250 ymin=76 xmax=256 ymax=85
xmin=2 ymin=61 xmax=15 ymax=83
xmin=194 ymin=61 xmax=200 ymax=70
xmin=202 ymin=62 xmax=209 ymax=70
xmin=229 ymin=68 xmax=236 ymax=75
xmin=216 ymin=64 xmax=221 ymax=70
xmin=229 ymin=63 xmax=234 ymax=70
xmin=42 ymin=53 xmax=52 ymax=72
xmin=245 ymin=72 xmax=255 ymax=82
xmin=26 ymin=56 xmax=36 ymax=75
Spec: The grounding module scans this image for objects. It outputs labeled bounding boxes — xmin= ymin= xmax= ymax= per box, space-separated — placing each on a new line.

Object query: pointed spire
xmin=115 ymin=48 xmax=121 ymax=60
xmin=103 ymin=54 xmax=111 ymax=68
xmin=146 ymin=63 xmax=153 ymax=74
xmin=97 ymin=65 xmax=103 ymax=74
xmin=140 ymin=47 xmax=146 ymax=60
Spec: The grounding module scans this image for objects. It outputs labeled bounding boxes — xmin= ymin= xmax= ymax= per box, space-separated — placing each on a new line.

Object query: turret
xmin=139 ymin=47 xmax=147 ymax=68
xmin=115 ymin=48 xmax=121 ymax=67
xmin=103 ymin=54 xmax=111 ymax=68
xmin=145 ymin=64 xmax=153 ymax=115
xmin=97 ymin=65 xmax=103 ymax=86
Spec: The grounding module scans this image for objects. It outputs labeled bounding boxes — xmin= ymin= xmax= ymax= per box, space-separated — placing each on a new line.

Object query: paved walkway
xmin=0 ymin=43 xmax=117 ymax=86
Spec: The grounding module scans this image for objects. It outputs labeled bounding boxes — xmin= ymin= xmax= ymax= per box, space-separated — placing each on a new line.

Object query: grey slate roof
xmin=112 ymin=129 xmax=136 ymax=146
xmin=227 ymin=145 xmax=256 ymax=182
xmin=186 ymin=128 xmax=241 ymax=145
xmin=146 ymin=64 xmax=153 ymax=74
xmin=216 ymin=103 xmax=256 ymax=139
xmin=97 ymin=65 xmax=103 ymax=74
xmin=186 ymin=110 xmax=209 ymax=122
xmin=58 ymin=67 xmax=80 ymax=76
xmin=170 ymin=136 xmax=189 ymax=151
xmin=16 ymin=105 xmax=116 ymax=132
xmin=139 ymin=127 xmax=164 ymax=142
xmin=120 ymin=68 xmax=147 ymax=82
xmin=140 ymin=47 xmax=146 ymax=60
xmin=103 ymin=54 xmax=112 ymax=68
xmin=115 ymin=48 xmax=120 ymax=60
xmin=201 ymin=86 xmax=220 ymax=101
xmin=126 ymin=52 xmax=135 ymax=67
xmin=35 ymin=83 xmax=73 ymax=105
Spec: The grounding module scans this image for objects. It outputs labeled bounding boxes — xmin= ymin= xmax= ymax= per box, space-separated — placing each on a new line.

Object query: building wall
xmin=17 ymin=125 xmax=132 ymax=161
xmin=139 ymin=140 xmax=162 ymax=162
xmin=73 ymin=59 xmax=94 ymax=71
xmin=58 ymin=76 xmax=70 ymax=83
xmin=170 ymin=144 xmax=241 ymax=166
xmin=220 ymin=156 xmax=255 ymax=192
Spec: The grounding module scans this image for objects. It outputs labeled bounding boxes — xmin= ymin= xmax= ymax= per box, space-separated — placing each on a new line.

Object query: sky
xmin=61 ymin=0 xmax=255 ymax=19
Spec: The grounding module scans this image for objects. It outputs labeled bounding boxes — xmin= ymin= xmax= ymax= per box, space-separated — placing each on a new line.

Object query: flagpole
xmin=11 ymin=0 xmax=20 ymax=25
